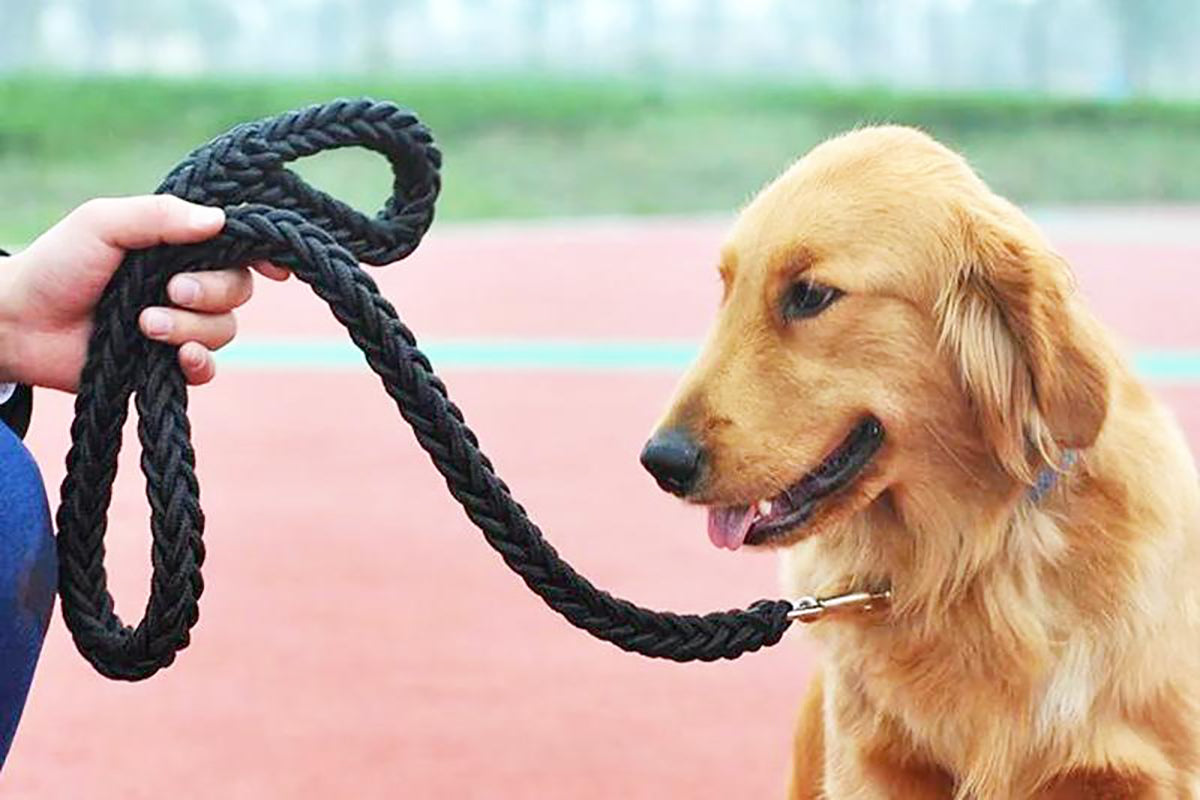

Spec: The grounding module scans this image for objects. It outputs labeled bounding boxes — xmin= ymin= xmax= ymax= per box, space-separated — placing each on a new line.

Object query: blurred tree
xmin=968 ymin=0 xmax=1017 ymax=88
xmin=631 ymin=0 xmax=661 ymax=77
xmin=361 ymin=0 xmax=402 ymax=73
xmin=0 ymin=0 xmax=1196 ymax=97
xmin=0 ymin=0 xmax=39 ymax=72
xmin=315 ymin=0 xmax=357 ymax=74
xmin=1022 ymin=0 xmax=1057 ymax=91
xmin=841 ymin=0 xmax=886 ymax=83
xmin=77 ymin=0 xmax=115 ymax=70
xmin=926 ymin=0 xmax=962 ymax=90
xmin=184 ymin=0 xmax=239 ymax=72
xmin=524 ymin=0 xmax=551 ymax=70
xmin=1104 ymin=0 xmax=1197 ymax=96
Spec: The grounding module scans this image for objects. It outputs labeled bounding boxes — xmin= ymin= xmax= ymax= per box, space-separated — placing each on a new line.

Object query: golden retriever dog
xmin=639 ymin=126 xmax=1200 ymax=798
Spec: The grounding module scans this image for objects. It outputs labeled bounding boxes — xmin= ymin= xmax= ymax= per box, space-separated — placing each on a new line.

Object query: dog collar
xmin=787 ymin=451 xmax=1079 ymax=625
xmin=1028 ymin=449 xmax=1079 ymax=504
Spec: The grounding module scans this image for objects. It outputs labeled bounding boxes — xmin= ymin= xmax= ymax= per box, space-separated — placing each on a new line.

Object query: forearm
xmin=0 ymin=247 xmax=25 ymax=386
xmin=0 ymin=248 xmax=12 ymax=383
xmin=0 ymin=247 xmax=33 ymax=437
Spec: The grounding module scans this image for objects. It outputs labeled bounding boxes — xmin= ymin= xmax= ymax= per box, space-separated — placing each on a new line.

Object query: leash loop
xmin=56 ymin=99 xmax=795 ymax=680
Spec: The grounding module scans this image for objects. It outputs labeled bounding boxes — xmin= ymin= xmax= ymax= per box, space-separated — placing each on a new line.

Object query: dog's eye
xmin=783 ymin=281 xmax=842 ymax=320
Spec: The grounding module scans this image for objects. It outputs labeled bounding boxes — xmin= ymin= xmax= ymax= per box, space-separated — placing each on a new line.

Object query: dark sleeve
xmin=0 ymin=386 xmax=32 ymax=439
xmin=0 ymin=247 xmax=33 ymax=439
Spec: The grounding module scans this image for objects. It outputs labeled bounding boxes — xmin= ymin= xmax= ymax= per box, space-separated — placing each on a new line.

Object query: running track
xmin=4 ymin=210 xmax=1199 ymax=798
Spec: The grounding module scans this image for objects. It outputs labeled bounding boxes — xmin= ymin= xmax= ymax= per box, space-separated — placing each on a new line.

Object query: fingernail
xmin=170 ymin=276 xmax=201 ymax=305
xmin=184 ymin=346 xmax=207 ymax=369
xmin=143 ymin=308 xmax=173 ymax=338
xmin=189 ymin=205 xmax=224 ymax=230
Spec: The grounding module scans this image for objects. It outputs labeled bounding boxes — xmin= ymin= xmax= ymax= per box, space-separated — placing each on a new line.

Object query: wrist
xmin=0 ymin=250 xmax=25 ymax=384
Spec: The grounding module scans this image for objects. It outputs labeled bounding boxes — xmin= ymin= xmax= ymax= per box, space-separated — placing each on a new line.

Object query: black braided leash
xmin=56 ymin=98 xmax=794 ymax=681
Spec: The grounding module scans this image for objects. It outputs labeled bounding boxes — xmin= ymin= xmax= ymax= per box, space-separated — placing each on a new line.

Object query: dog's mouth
xmin=706 ymin=416 xmax=885 ymax=550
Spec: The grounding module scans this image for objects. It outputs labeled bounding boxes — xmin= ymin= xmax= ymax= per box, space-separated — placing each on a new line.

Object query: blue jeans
xmin=0 ymin=421 xmax=56 ymax=767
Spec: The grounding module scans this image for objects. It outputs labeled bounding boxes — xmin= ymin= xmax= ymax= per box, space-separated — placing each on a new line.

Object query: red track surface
xmin=4 ymin=214 xmax=1199 ymax=798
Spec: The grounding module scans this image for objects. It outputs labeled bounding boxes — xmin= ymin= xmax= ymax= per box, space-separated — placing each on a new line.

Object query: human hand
xmin=0 ymin=195 xmax=288 ymax=392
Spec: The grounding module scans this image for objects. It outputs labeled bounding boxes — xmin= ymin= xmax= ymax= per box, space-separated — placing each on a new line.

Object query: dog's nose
xmin=640 ymin=428 xmax=703 ymax=496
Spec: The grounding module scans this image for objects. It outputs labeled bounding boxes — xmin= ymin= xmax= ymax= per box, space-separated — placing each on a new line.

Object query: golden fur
xmin=650 ymin=126 xmax=1200 ymax=797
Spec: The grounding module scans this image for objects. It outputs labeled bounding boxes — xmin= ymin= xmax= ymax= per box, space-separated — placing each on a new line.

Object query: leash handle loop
xmin=57 ymin=98 xmax=795 ymax=680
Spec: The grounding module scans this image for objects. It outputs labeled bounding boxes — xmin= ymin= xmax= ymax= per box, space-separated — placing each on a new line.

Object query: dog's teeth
xmin=757 ymin=499 xmax=773 ymax=516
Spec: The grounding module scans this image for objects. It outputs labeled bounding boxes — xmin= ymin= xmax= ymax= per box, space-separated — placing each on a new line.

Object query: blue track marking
xmin=219 ymin=339 xmax=1200 ymax=383
xmin=220 ymin=339 xmax=699 ymax=371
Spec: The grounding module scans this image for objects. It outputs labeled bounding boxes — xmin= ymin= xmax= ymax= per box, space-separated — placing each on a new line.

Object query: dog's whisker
xmin=921 ymin=421 xmax=984 ymax=489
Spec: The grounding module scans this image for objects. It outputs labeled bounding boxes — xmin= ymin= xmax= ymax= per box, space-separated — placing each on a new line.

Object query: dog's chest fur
xmin=781 ymin=465 xmax=1200 ymax=798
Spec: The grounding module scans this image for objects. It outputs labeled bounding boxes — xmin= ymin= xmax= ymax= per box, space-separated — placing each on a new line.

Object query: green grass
xmin=3 ymin=75 xmax=1200 ymax=244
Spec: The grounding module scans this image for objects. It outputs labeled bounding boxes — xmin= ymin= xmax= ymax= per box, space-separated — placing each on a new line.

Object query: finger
xmin=70 ymin=195 xmax=225 ymax=251
xmin=167 ymin=268 xmax=254 ymax=312
xmin=140 ymin=307 xmax=237 ymax=351
xmin=178 ymin=342 xmax=216 ymax=386
xmin=251 ymin=260 xmax=290 ymax=282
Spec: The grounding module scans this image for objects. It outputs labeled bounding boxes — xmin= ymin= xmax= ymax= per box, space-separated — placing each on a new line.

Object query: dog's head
xmin=641 ymin=126 xmax=1109 ymax=552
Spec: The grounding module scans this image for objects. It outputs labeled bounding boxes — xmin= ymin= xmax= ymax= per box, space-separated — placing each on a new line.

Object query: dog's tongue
xmin=707 ymin=505 xmax=755 ymax=551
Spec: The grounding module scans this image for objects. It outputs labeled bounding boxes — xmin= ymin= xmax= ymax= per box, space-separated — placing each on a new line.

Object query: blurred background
xmin=2 ymin=0 xmax=1200 ymax=244
xmin=2 ymin=2 xmax=1198 ymax=798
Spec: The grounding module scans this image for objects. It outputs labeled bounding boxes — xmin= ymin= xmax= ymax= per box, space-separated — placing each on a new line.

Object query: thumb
xmin=59 ymin=195 xmax=226 ymax=252
xmin=15 ymin=196 xmax=227 ymax=321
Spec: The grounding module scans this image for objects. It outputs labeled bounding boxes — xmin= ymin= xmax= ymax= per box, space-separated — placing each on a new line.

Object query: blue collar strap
xmin=1029 ymin=449 xmax=1079 ymax=504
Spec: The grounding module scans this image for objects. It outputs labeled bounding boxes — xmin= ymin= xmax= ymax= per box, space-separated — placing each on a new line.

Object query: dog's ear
xmin=936 ymin=206 xmax=1109 ymax=481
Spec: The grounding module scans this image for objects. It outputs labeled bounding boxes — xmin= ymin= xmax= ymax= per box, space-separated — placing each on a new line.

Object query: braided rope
xmin=55 ymin=98 xmax=793 ymax=681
